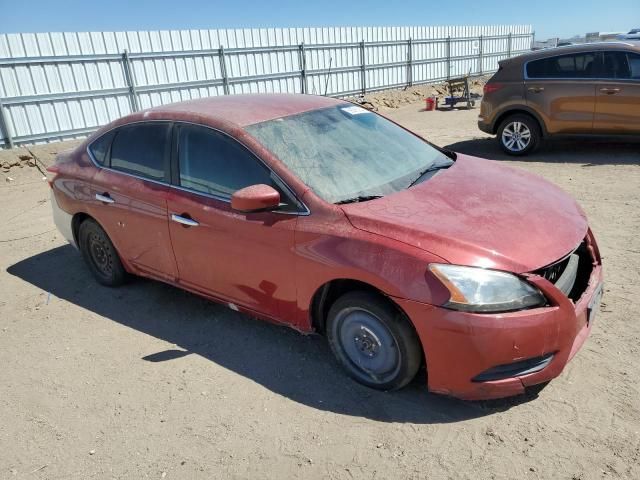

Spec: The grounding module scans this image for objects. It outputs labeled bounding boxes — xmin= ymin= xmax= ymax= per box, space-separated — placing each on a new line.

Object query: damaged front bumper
xmin=396 ymin=233 xmax=604 ymax=401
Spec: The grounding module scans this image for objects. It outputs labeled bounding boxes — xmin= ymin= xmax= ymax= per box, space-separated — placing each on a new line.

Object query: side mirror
xmin=231 ymin=184 xmax=280 ymax=213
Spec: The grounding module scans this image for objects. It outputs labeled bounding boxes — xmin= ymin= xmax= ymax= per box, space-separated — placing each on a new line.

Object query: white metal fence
xmin=0 ymin=25 xmax=533 ymax=148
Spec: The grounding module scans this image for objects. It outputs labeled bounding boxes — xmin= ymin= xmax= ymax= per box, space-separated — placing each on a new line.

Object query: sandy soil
xmin=0 ymin=104 xmax=639 ymax=480
xmin=349 ymin=75 xmax=487 ymax=111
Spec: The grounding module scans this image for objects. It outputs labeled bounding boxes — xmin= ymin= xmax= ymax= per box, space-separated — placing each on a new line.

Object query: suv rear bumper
xmin=477 ymin=117 xmax=493 ymax=134
xmin=478 ymin=115 xmax=493 ymax=135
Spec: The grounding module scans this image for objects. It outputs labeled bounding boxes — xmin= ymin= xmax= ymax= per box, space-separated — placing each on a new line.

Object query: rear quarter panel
xmin=51 ymin=146 xmax=98 ymax=226
xmin=481 ymin=60 xmax=526 ymax=131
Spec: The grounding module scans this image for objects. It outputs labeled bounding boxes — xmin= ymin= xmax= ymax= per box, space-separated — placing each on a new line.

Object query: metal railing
xmin=0 ymin=30 xmax=533 ymax=148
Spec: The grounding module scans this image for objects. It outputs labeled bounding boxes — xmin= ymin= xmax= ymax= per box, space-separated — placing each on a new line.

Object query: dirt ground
xmin=349 ymin=75 xmax=487 ymax=110
xmin=1 ymin=103 xmax=639 ymax=480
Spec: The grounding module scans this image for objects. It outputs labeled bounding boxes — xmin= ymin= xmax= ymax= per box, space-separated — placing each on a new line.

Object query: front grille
xmin=540 ymin=255 xmax=571 ymax=283
xmin=535 ymin=241 xmax=594 ymax=302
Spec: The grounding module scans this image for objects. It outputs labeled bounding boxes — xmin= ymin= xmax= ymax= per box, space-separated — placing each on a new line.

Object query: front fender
xmin=292 ymin=209 xmax=450 ymax=330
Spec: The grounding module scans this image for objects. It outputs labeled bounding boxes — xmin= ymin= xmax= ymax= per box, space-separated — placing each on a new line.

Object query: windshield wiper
xmin=407 ymin=159 xmax=454 ymax=188
xmin=334 ymin=194 xmax=384 ymax=205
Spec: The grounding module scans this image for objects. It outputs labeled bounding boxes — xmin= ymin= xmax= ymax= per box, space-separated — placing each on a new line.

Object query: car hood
xmin=341 ymin=154 xmax=588 ymax=273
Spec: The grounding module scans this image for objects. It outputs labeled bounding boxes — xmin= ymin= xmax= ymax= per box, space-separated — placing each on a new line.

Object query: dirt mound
xmin=350 ymin=75 xmax=489 ymax=111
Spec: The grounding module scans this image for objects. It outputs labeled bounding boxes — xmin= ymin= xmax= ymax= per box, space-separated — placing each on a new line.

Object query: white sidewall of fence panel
xmin=0 ymin=25 xmax=533 ymax=147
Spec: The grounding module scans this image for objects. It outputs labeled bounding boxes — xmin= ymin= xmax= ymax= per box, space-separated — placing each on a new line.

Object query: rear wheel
xmin=497 ymin=114 xmax=541 ymax=156
xmin=78 ymin=219 xmax=127 ymax=286
xmin=326 ymin=291 xmax=422 ymax=391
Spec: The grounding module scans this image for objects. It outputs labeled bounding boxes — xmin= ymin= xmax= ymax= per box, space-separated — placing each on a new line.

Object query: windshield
xmin=245 ymin=105 xmax=451 ymax=204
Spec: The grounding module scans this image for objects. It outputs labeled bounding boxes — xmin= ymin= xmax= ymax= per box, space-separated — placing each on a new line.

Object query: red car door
xmin=88 ymin=122 xmax=178 ymax=282
xmin=166 ymin=124 xmax=301 ymax=323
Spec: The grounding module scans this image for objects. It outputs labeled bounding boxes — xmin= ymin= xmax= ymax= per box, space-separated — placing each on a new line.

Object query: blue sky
xmin=1 ymin=0 xmax=638 ymax=39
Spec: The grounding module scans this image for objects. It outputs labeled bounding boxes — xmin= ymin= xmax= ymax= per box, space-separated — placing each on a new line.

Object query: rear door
xmin=525 ymin=51 xmax=597 ymax=134
xmin=88 ymin=122 xmax=178 ymax=282
xmin=166 ymin=123 xmax=301 ymax=322
xmin=593 ymin=51 xmax=640 ymax=133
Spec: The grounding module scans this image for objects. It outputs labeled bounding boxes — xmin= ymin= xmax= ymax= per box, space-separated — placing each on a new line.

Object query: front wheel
xmin=497 ymin=114 xmax=541 ymax=156
xmin=326 ymin=291 xmax=422 ymax=391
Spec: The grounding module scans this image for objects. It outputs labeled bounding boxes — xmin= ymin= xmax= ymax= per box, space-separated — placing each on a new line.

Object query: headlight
xmin=429 ymin=264 xmax=546 ymax=313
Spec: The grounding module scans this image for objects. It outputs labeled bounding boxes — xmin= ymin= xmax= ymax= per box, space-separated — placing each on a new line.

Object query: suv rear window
xmin=527 ymin=52 xmax=596 ymax=79
xmin=109 ymin=123 xmax=171 ymax=181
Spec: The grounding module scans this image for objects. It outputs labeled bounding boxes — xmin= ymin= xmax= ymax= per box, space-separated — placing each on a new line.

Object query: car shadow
xmin=445 ymin=136 xmax=640 ymax=165
xmin=7 ymin=245 xmax=544 ymax=424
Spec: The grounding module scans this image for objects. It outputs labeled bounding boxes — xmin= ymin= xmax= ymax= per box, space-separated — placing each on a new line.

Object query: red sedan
xmin=48 ymin=94 xmax=604 ymax=400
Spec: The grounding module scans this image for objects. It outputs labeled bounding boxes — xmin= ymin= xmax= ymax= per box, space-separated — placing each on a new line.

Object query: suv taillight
xmin=483 ymin=83 xmax=504 ymax=94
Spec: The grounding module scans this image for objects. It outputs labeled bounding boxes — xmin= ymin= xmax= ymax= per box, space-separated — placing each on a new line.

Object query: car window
xmin=527 ymin=52 xmax=596 ymax=79
xmin=177 ymin=124 xmax=299 ymax=211
xmin=626 ymin=53 xmax=640 ymax=79
xmin=88 ymin=130 xmax=115 ymax=165
xmin=601 ymin=52 xmax=632 ymax=79
xmin=109 ymin=123 xmax=170 ymax=181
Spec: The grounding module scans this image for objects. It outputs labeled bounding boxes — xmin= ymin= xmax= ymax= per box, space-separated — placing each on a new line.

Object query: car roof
xmin=142 ymin=93 xmax=348 ymax=127
xmin=505 ymin=41 xmax=640 ymax=65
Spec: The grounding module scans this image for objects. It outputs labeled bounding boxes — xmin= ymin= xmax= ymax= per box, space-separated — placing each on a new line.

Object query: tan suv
xmin=478 ymin=42 xmax=640 ymax=155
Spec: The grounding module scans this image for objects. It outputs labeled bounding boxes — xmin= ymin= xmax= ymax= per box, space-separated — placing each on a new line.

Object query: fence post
xmin=0 ymin=97 xmax=14 ymax=149
xmin=219 ymin=45 xmax=230 ymax=95
xmin=122 ymin=50 xmax=139 ymax=112
xmin=531 ymin=31 xmax=536 ymax=51
xmin=298 ymin=43 xmax=307 ymax=94
xmin=359 ymin=40 xmax=366 ymax=96
xmin=407 ymin=37 xmax=413 ymax=87
xmin=507 ymin=32 xmax=513 ymax=58
xmin=478 ymin=35 xmax=483 ymax=75
xmin=446 ymin=36 xmax=451 ymax=80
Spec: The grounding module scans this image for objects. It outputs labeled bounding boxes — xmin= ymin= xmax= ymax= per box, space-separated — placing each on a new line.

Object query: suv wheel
xmin=497 ymin=114 xmax=541 ymax=156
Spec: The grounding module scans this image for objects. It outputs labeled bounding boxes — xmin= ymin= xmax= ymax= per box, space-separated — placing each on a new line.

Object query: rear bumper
xmin=396 ymin=261 xmax=603 ymax=401
xmin=51 ymin=189 xmax=76 ymax=248
xmin=477 ymin=117 xmax=493 ymax=134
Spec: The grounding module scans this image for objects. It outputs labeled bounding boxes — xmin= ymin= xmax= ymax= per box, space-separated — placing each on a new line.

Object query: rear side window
xmin=110 ymin=123 xmax=171 ymax=181
xmin=88 ymin=130 xmax=115 ymax=165
xmin=527 ymin=52 xmax=596 ymax=79
xmin=602 ymin=52 xmax=640 ymax=79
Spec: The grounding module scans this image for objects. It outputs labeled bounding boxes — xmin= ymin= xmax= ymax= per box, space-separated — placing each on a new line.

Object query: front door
xmin=525 ymin=51 xmax=597 ymax=134
xmin=88 ymin=122 xmax=178 ymax=282
xmin=166 ymin=123 xmax=301 ymax=323
xmin=593 ymin=51 xmax=640 ymax=134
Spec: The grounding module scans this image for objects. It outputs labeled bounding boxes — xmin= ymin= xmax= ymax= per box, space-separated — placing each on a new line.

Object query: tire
xmin=78 ymin=218 xmax=128 ymax=286
xmin=497 ymin=113 xmax=541 ymax=156
xmin=326 ymin=291 xmax=422 ymax=391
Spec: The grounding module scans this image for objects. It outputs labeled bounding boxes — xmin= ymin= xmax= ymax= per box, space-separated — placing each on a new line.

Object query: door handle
xmin=527 ymin=87 xmax=544 ymax=93
xmin=171 ymin=213 xmax=199 ymax=227
xmin=95 ymin=193 xmax=115 ymax=204
xmin=600 ymin=87 xmax=620 ymax=95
